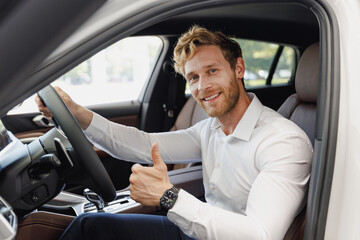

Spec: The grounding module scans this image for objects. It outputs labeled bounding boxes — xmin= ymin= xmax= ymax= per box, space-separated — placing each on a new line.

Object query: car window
xmin=8 ymin=36 xmax=163 ymax=115
xmin=237 ymin=39 xmax=296 ymax=88
xmin=185 ymin=39 xmax=296 ymax=94
xmin=272 ymin=46 xmax=295 ymax=85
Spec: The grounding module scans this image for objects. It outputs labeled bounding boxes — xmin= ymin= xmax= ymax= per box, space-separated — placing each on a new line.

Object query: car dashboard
xmin=0 ymin=117 xmax=204 ymax=239
xmin=0 ymin=196 xmax=17 ymax=240
xmin=0 ymin=119 xmax=19 ymax=240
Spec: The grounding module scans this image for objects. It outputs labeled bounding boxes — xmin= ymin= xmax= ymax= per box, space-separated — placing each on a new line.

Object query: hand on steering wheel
xmin=37 ymin=85 xmax=116 ymax=202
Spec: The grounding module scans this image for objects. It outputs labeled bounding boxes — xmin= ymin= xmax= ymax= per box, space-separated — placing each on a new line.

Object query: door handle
xmin=33 ymin=115 xmax=54 ymax=128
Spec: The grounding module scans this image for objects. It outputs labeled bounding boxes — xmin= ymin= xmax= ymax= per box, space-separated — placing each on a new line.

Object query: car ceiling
xmin=43 ymin=1 xmax=320 ymax=73
xmin=139 ymin=2 xmax=319 ymax=46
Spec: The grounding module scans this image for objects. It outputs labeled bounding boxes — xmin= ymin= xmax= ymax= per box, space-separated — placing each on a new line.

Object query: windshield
xmin=0 ymin=120 xmax=12 ymax=152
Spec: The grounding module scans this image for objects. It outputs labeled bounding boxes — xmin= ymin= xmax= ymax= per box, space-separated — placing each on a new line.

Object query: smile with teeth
xmin=203 ymin=93 xmax=221 ymax=101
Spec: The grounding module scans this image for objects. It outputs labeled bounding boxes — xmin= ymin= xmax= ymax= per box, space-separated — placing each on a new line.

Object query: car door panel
xmin=3 ymin=100 xmax=141 ymax=135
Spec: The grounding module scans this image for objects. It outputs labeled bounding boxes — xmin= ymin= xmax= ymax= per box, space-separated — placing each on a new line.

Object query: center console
xmin=15 ymin=165 xmax=204 ymax=240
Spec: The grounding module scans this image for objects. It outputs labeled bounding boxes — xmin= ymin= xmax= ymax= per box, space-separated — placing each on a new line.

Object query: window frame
xmin=6 ymin=36 xmax=164 ymax=115
xmin=236 ymin=38 xmax=299 ymax=90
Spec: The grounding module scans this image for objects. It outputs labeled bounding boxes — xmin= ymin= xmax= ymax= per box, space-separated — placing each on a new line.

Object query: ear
xmin=235 ymin=57 xmax=245 ymax=80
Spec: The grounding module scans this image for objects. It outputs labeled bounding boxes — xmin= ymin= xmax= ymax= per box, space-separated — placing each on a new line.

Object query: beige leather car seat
xmin=170 ymin=96 xmax=208 ymax=132
xmin=278 ymin=42 xmax=319 ymax=145
xmin=168 ymin=96 xmax=208 ymax=170
xmin=282 ymin=42 xmax=319 ymax=240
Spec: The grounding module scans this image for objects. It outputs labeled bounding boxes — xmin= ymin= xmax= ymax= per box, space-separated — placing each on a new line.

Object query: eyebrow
xmin=185 ymin=63 xmax=221 ymax=80
xmin=204 ymin=63 xmax=220 ymax=69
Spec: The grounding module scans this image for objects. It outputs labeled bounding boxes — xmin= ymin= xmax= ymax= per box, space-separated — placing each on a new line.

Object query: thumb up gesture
xmin=129 ymin=143 xmax=173 ymax=206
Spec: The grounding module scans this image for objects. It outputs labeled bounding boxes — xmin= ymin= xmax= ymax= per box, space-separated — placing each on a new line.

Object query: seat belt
xmin=162 ymin=61 xmax=184 ymax=131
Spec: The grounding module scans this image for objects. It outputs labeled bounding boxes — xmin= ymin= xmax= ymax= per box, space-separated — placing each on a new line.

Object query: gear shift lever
xmin=83 ymin=188 xmax=105 ymax=212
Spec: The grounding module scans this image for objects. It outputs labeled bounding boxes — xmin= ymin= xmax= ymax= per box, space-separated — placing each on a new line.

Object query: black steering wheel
xmin=38 ymin=85 xmax=116 ymax=202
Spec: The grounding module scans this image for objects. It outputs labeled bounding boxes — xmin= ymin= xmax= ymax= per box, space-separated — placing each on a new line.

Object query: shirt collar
xmin=210 ymin=93 xmax=263 ymax=141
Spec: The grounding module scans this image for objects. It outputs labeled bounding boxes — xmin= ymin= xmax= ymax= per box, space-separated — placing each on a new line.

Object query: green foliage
xmin=236 ymin=39 xmax=278 ymax=77
xmin=235 ymin=39 xmax=294 ymax=83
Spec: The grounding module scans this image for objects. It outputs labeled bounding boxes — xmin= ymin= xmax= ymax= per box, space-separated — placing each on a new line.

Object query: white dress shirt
xmin=85 ymin=93 xmax=313 ymax=240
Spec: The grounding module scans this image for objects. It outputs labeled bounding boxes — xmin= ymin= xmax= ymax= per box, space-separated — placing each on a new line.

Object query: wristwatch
xmin=160 ymin=186 xmax=180 ymax=211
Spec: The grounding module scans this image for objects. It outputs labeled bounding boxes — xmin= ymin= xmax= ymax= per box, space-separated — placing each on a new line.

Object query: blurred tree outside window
xmin=236 ymin=39 xmax=295 ymax=88
xmin=8 ymin=36 xmax=163 ymax=114
xmin=273 ymin=46 xmax=295 ymax=85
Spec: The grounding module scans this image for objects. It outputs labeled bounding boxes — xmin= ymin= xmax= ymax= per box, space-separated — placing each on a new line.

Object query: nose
xmin=197 ymin=75 xmax=212 ymax=92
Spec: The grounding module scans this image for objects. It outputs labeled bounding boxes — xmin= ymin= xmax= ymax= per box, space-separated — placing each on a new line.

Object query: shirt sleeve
xmin=168 ymin=132 xmax=313 ymax=240
xmin=84 ymin=112 xmax=203 ymax=164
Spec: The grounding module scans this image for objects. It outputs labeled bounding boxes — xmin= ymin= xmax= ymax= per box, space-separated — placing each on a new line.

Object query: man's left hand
xmin=129 ymin=143 xmax=173 ymax=206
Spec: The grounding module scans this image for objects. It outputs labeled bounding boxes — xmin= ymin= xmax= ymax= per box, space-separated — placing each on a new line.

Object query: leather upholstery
xmin=281 ymin=42 xmax=319 ymax=239
xmin=16 ymin=211 xmax=74 ymax=240
xmin=170 ymin=96 xmax=208 ymax=131
xmin=169 ymin=96 xmax=208 ymax=170
xmin=278 ymin=42 xmax=319 ymax=145
xmin=283 ymin=204 xmax=307 ymax=240
xmin=277 ymin=94 xmax=300 ymax=119
xmin=295 ymin=43 xmax=319 ymax=103
xmin=290 ymin=104 xmax=317 ymax=144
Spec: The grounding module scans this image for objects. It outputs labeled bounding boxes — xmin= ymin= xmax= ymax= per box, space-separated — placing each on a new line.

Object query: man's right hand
xmin=35 ymin=86 xmax=93 ymax=130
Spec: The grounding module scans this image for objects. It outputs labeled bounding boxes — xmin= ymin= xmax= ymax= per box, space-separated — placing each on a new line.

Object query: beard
xmin=198 ymin=74 xmax=240 ymax=118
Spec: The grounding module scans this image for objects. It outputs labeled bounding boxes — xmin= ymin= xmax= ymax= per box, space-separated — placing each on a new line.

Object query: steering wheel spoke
xmin=37 ymin=85 xmax=116 ymax=202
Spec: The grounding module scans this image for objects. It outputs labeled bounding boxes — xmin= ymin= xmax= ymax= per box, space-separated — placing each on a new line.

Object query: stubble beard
xmin=199 ymin=76 xmax=240 ymax=118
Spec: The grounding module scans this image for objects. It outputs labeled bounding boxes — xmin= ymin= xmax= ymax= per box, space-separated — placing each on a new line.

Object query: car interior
xmin=0 ymin=1 xmax=329 ymax=239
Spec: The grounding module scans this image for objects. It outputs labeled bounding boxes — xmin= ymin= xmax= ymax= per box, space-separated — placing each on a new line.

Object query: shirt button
xmin=211 ymin=186 xmax=216 ymax=191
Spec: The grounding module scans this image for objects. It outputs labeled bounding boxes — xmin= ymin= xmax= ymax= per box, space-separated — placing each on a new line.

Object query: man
xmin=37 ymin=26 xmax=313 ymax=239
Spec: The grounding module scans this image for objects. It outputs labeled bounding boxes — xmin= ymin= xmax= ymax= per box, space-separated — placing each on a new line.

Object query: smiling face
xmin=185 ymin=45 xmax=245 ymax=118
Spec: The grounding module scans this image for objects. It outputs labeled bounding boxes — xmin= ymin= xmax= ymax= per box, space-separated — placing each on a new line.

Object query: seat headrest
xmin=295 ymin=42 xmax=319 ymax=103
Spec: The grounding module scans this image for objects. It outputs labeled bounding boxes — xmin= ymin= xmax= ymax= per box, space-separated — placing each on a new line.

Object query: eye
xmin=189 ymin=75 xmax=199 ymax=82
xmin=209 ymin=68 xmax=217 ymax=74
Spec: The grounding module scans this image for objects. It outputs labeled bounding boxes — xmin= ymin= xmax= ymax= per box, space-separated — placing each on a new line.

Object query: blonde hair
xmin=173 ymin=25 xmax=243 ymax=77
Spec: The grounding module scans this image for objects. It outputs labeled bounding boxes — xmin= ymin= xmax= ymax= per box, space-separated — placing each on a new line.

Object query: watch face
xmin=160 ymin=189 xmax=178 ymax=210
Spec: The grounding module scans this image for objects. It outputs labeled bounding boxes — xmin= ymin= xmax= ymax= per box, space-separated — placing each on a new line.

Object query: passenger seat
xmin=170 ymin=96 xmax=208 ymax=132
xmin=168 ymin=96 xmax=208 ymax=170
xmin=278 ymin=42 xmax=319 ymax=145
xmin=281 ymin=42 xmax=319 ymax=240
